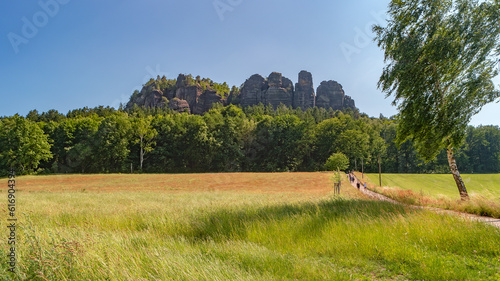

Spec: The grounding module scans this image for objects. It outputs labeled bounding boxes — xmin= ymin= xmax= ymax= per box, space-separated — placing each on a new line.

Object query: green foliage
xmin=203 ymin=105 xmax=246 ymax=171
xmin=131 ymin=116 xmax=158 ymax=170
xmin=66 ymin=106 xmax=116 ymax=118
xmin=210 ymin=81 xmax=231 ymax=98
xmin=91 ymin=113 xmax=132 ymax=173
xmin=311 ymin=113 xmax=371 ymax=170
xmin=157 ymin=76 xmax=177 ymax=92
xmin=4 ymin=104 xmax=500 ymax=175
xmin=325 ymin=152 xmax=349 ymax=171
xmin=146 ymin=113 xmax=217 ymax=173
xmin=227 ymin=85 xmax=241 ymax=105
xmin=374 ymin=0 xmax=500 ymax=160
xmin=130 ymin=89 xmax=140 ymax=101
xmin=461 ymin=125 xmax=500 ymax=173
xmin=0 ymin=115 xmax=52 ymax=175
xmin=245 ymin=114 xmax=307 ymax=172
xmin=26 ymin=109 xmax=40 ymax=122
xmin=137 ymin=74 xmax=232 ymax=101
xmin=39 ymin=109 xmax=65 ymax=123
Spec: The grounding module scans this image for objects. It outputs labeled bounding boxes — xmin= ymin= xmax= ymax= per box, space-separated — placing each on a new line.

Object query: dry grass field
xmin=1 ymin=173 xmax=499 ymax=280
xmin=17 ymin=173 xmax=335 ymax=195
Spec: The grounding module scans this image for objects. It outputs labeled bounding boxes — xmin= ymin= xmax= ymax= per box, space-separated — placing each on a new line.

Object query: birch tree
xmin=374 ymin=0 xmax=500 ymax=199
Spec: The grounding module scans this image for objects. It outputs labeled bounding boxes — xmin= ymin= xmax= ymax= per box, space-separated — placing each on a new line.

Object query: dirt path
xmin=348 ymin=174 xmax=500 ymax=229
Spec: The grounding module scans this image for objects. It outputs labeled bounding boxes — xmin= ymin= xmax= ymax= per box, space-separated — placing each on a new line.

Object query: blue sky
xmin=1 ymin=0 xmax=499 ymax=125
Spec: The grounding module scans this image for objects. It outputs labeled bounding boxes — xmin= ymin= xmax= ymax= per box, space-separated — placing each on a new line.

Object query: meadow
xmin=362 ymin=173 xmax=500 ymax=218
xmin=1 ymin=173 xmax=499 ymax=280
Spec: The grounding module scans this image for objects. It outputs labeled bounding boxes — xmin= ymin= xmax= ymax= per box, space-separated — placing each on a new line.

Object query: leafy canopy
xmin=0 ymin=115 xmax=52 ymax=174
xmin=374 ymin=0 xmax=500 ymax=160
xmin=325 ymin=152 xmax=349 ymax=171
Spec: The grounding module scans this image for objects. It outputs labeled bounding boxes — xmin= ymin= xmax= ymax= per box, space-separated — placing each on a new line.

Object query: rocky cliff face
xmin=239 ymin=74 xmax=266 ymax=107
xmin=238 ymin=71 xmax=355 ymax=112
xmin=126 ymin=74 xmax=228 ymax=114
xmin=293 ymin=70 xmax=315 ymax=109
xmin=316 ymin=80 xmax=347 ymax=111
xmin=126 ymin=71 xmax=357 ymax=114
xmin=168 ymin=98 xmax=190 ymax=113
xmin=325 ymin=81 xmax=355 ymax=111
xmin=263 ymin=72 xmax=294 ymax=108
xmin=239 ymin=72 xmax=294 ymax=108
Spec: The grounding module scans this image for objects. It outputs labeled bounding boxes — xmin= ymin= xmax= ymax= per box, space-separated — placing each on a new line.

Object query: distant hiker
xmin=364 ymin=182 xmax=367 ymax=189
xmin=356 ymin=182 xmax=360 ymax=189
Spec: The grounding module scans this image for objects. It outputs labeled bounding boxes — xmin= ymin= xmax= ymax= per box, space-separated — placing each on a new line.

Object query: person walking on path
xmin=356 ymin=181 xmax=360 ymax=189
xmin=364 ymin=182 xmax=367 ymax=189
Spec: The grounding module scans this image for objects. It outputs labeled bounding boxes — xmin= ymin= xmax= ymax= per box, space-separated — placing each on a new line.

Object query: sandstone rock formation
xmin=126 ymin=71 xmax=357 ymax=114
xmin=239 ymin=74 xmax=266 ymax=107
xmin=126 ymin=74 xmax=228 ymax=114
xmin=237 ymin=71 xmax=355 ymax=112
xmin=293 ymin=70 xmax=315 ymax=109
xmin=263 ymin=72 xmax=293 ymax=108
xmin=194 ymin=90 xmax=224 ymax=115
xmin=239 ymin=72 xmax=294 ymax=108
xmin=168 ymin=98 xmax=190 ymax=113
xmin=343 ymin=95 xmax=356 ymax=111
xmin=315 ymin=80 xmax=355 ymax=111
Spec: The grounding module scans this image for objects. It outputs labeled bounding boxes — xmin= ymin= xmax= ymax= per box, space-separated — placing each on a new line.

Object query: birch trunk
xmin=140 ymin=147 xmax=143 ymax=170
xmin=378 ymin=154 xmax=382 ymax=187
xmin=447 ymin=148 xmax=469 ymax=200
xmin=140 ymin=136 xmax=144 ymax=170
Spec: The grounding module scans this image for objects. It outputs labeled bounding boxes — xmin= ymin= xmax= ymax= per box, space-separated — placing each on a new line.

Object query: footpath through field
xmin=347 ymin=174 xmax=500 ymax=229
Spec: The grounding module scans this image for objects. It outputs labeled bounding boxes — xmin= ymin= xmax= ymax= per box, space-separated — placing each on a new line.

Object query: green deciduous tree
xmin=0 ymin=115 xmax=52 ymax=174
xmin=325 ymin=152 xmax=349 ymax=171
xmin=312 ymin=113 xmax=370 ymax=170
xmin=374 ymin=0 xmax=500 ymax=199
xmin=92 ymin=113 xmax=132 ymax=173
xmin=66 ymin=116 xmax=102 ymax=173
xmin=132 ymin=116 xmax=157 ymax=171
xmin=248 ymin=114 xmax=307 ymax=172
xmin=463 ymin=125 xmax=500 ymax=173
xmin=204 ymin=105 xmax=246 ymax=172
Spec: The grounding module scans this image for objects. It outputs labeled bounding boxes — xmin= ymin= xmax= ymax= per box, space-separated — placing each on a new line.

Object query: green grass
xmin=1 ymin=173 xmax=500 ymax=280
xmin=364 ymin=173 xmax=500 ymax=200
xmin=362 ymin=173 xmax=500 ymax=218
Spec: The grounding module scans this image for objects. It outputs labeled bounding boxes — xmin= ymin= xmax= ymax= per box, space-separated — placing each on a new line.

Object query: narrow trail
xmin=347 ymin=174 xmax=500 ymax=229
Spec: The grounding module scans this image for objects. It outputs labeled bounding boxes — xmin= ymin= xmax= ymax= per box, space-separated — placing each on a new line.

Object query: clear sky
xmin=1 ymin=0 xmax=499 ymax=125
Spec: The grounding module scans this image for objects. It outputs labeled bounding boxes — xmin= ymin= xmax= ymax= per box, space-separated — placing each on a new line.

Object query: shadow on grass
xmin=180 ymin=198 xmax=416 ymax=242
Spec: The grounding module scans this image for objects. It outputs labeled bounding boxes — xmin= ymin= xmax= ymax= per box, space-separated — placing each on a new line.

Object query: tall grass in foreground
xmin=363 ymin=173 xmax=500 ymax=218
xmin=1 ymin=191 xmax=499 ymax=280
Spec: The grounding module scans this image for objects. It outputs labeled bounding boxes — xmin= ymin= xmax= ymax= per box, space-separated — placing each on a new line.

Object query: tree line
xmin=0 ymin=104 xmax=499 ymax=176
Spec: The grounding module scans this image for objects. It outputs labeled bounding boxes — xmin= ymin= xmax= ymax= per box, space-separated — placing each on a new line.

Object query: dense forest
xmin=1 ymin=104 xmax=499 ymax=176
